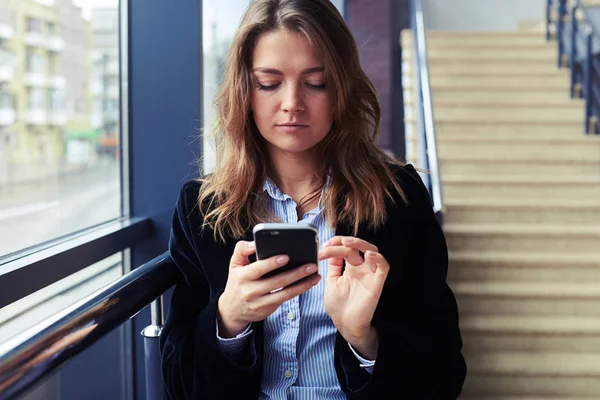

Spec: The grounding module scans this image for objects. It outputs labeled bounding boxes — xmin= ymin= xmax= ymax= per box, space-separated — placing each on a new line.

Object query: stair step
xmin=402 ymin=30 xmax=549 ymax=39
xmin=434 ymin=122 xmax=584 ymax=137
xmin=405 ymin=96 xmax=583 ymax=108
xmin=436 ymin=134 xmax=597 ymax=143
xmin=445 ymin=223 xmax=600 ymax=253
xmin=406 ymin=105 xmax=582 ymax=123
xmin=462 ymin=398 xmax=595 ymax=400
xmin=461 ymin=315 xmax=600 ymax=353
xmin=400 ymin=36 xmax=556 ymax=49
xmin=449 ymin=249 xmax=600 ymax=275
xmin=406 ymin=62 xmax=569 ymax=75
xmin=467 ymin=352 xmax=600 ymax=375
xmin=444 ymin=198 xmax=600 ymax=224
xmin=407 ymin=75 xmax=570 ymax=90
xmin=403 ymin=47 xmax=556 ymax=61
xmin=463 ymin=333 xmax=600 ymax=353
xmin=453 ymin=280 xmax=600 ymax=299
xmin=449 ymin=250 xmax=600 ymax=282
xmin=439 ymin=158 xmax=600 ymax=177
xmin=453 ymin=281 xmax=600 ymax=317
xmin=401 ymin=32 xmax=551 ymax=47
xmin=442 ymin=175 xmax=600 ymax=200
xmin=461 ymin=315 xmax=600 ymax=335
xmin=463 ymin=353 xmax=600 ymax=396
xmin=429 ymin=88 xmax=574 ymax=103
xmin=461 ymin=374 xmax=600 ymax=397
xmin=437 ymin=143 xmax=599 ymax=162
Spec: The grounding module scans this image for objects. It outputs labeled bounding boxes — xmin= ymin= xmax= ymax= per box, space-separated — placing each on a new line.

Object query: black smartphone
xmin=252 ymin=223 xmax=319 ymax=280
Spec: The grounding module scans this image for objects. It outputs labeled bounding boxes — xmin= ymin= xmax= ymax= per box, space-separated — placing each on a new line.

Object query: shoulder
xmin=386 ymin=162 xmax=433 ymax=209
xmin=176 ymin=174 xmax=213 ymax=214
xmin=179 ymin=179 xmax=202 ymax=205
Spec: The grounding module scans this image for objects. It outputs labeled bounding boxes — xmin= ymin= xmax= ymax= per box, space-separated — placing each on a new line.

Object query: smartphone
xmin=253 ymin=223 xmax=319 ymax=280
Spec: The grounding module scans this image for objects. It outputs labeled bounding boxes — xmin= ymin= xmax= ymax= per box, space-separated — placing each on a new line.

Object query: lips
xmin=277 ymin=124 xmax=308 ymax=133
xmin=277 ymin=123 xmax=308 ymax=127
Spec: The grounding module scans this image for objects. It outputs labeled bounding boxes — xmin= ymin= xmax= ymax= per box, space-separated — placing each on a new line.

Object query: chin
xmin=269 ymin=139 xmax=321 ymax=154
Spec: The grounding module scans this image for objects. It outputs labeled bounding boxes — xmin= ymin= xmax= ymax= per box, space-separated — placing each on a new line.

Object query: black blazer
xmin=159 ymin=163 xmax=467 ymax=399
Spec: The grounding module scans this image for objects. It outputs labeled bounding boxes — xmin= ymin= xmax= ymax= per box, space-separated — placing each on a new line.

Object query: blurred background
xmin=1 ymin=0 xmax=600 ymax=399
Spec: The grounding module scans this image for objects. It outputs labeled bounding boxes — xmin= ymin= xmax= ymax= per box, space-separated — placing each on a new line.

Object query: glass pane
xmin=0 ymin=0 xmax=122 ymax=258
xmin=0 ymin=252 xmax=123 ymax=345
xmin=202 ymin=0 xmax=249 ymax=174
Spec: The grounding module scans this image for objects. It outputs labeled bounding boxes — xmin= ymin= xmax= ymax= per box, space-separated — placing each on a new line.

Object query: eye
xmin=307 ymin=83 xmax=327 ymax=91
xmin=257 ymin=83 xmax=280 ymax=91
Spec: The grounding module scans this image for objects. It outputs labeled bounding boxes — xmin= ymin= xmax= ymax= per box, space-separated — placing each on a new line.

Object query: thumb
xmin=230 ymin=241 xmax=256 ymax=268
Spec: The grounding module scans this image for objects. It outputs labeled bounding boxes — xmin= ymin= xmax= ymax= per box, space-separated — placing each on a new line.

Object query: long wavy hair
xmin=199 ymin=0 xmax=406 ymax=243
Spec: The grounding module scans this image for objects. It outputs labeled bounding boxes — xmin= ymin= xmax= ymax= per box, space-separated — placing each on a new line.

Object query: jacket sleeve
xmin=335 ymin=164 xmax=467 ymax=399
xmin=159 ymin=183 xmax=262 ymax=400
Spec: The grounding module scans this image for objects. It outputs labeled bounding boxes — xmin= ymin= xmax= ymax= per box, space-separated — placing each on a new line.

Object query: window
xmin=27 ymin=87 xmax=46 ymax=110
xmin=26 ymin=50 xmax=46 ymax=74
xmin=26 ymin=17 xmax=43 ymax=34
xmin=47 ymin=89 xmax=65 ymax=111
xmin=0 ymin=2 xmax=121 ymax=258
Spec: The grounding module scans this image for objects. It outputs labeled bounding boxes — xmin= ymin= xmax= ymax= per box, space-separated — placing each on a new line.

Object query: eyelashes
xmin=256 ymin=83 xmax=327 ymax=91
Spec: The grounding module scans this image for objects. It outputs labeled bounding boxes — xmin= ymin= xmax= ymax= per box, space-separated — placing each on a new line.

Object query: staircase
xmin=402 ymin=26 xmax=600 ymax=399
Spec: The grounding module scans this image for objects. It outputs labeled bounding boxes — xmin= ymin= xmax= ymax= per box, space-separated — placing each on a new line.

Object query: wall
xmin=347 ymin=0 xmax=409 ymax=158
xmin=423 ymin=0 xmax=546 ymax=31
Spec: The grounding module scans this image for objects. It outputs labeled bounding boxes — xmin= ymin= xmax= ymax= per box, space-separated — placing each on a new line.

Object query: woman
xmin=159 ymin=0 xmax=467 ymax=398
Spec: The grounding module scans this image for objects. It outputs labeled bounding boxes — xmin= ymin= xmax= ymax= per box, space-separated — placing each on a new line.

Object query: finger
xmin=256 ymin=274 xmax=322 ymax=308
xmin=340 ymin=237 xmax=378 ymax=253
xmin=322 ymin=236 xmax=378 ymax=253
xmin=258 ymin=263 xmax=318 ymax=294
xmin=243 ymin=254 xmax=290 ymax=281
xmin=366 ymin=250 xmax=390 ymax=276
xmin=364 ymin=250 xmax=378 ymax=273
xmin=319 ymin=246 xmax=363 ymax=266
xmin=327 ymin=256 xmax=344 ymax=280
xmin=229 ymin=241 xmax=256 ymax=268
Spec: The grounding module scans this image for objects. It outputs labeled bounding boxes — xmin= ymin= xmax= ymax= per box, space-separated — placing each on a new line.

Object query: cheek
xmin=312 ymin=96 xmax=334 ymax=125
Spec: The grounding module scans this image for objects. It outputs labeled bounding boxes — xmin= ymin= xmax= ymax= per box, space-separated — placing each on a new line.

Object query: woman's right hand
xmin=217 ymin=240 xmax=321 ymax=338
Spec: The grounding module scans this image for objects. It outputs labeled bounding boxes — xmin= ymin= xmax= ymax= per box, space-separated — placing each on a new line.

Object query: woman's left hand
xmin=319 ymin=236 xmax=390 ymax=345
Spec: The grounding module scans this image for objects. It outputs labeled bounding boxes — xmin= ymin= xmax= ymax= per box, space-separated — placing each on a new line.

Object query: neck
xmin=267 ymin=148 xmax=322 ymax=197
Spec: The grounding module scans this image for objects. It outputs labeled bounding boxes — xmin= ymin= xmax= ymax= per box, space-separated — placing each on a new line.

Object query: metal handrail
xmin=549 ymin=0 xmax=600 ymax=134
xmin=0 ymin=252 xmax=176 ymax=400
xmin=409 ymin=0 xmax=444 ymax=216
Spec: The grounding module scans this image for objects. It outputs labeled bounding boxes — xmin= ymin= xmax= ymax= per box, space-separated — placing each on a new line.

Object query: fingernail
xmin=366 ymin=250 xmax=377 ymax=257
xmin=311 ymin=275 xmax=321 ymax=285
xmin=248 ymin=241 xmax=255 ymax=249
xmin=305 ymin=264 xmax=317 ymax=273
xmin=342 ymin=237 xmax=353 ymax=243
xmin=322 ymin=240 xmax=330 ymax=248
xmin=277 ymin=255 xmax=289 ymax=265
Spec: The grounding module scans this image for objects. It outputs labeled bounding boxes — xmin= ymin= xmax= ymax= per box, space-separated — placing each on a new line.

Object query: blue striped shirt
xmin=217 ymin=177 xmax=374 ymax=399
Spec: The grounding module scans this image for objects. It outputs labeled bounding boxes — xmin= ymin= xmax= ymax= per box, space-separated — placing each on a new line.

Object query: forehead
xmin=251 ymin=29 xmax=324 ymax=69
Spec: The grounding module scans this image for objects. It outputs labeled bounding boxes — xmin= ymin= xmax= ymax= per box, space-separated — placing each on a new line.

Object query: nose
xmin=281 ymin=84 xmax=305 ymax=114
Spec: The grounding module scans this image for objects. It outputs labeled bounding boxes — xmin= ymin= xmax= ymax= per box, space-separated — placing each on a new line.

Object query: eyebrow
xmin=252 ymin=66 xmax=325 ymax=75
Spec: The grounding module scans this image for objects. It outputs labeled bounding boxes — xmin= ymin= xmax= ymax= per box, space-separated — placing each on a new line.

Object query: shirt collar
xmin=263 ymin=174 xmax=332 ymax=212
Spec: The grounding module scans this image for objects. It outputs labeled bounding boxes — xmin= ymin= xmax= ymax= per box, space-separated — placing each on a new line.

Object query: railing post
xmin=585 ymin=24 xmax=593 ymax=135
xmin=558 ymin=0 xmax=568 ymax=67
xmin=547 ymin=0 xmax=552 ymax=41
xmin=571 ymin=4 xmax=578 ymax=97
xmin=141 ymin=296 xmax=165 ymax=400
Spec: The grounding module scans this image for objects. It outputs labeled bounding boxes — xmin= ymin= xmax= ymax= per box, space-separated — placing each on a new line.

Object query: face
xmin=250 ymin=29 xmax=334 ymax=158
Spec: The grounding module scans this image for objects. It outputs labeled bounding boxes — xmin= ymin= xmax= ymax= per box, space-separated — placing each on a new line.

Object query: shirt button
xmin=287 ymin=312 xmax=295 ymax=321
xmin=284 ymin=370 xmax=292 ymax=378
